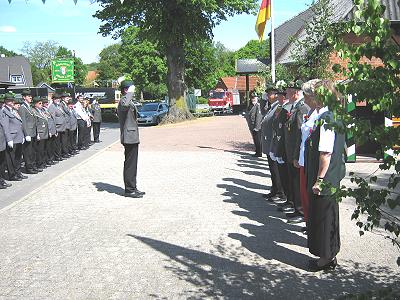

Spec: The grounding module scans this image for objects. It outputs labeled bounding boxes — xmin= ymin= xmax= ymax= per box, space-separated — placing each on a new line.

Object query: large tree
xmin=289 ymin=0 xmax=335 ymax=80
xmin=94 ymin=0 xmax=258 ymax=121
xmin=119 ymin=27 xmax=167 ymax=100
xmin=21 ymin=41 xmax=59 ymax=85
xmin=235 ymin=39 xmax=270 ymax=60
xmin=97 ymin=43 xmax=124 ymax=85
xmin=185 ymin=39 xmax=221 ymax=93
xmin=213 ymin=42 xmax=236 ymax=79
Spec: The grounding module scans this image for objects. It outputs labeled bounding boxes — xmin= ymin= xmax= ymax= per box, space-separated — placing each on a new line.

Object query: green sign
xmin=51 ymin=59 xmax=74 ymax=83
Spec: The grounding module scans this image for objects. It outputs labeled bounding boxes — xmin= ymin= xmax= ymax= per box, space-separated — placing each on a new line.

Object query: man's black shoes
xmin=0 ymin=181 xmax=11 ymax=189
xmin=25 ymin=169 xmax=38 ymax=174
xmin=133 ymin=189 xmax=145 ymax=196
xmin=124 ymin=189 xmax=145 ymax=198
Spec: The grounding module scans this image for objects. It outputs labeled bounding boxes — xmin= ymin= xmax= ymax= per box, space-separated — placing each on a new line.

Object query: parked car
xmin=138 ymin=102 xmax=169 ymax=125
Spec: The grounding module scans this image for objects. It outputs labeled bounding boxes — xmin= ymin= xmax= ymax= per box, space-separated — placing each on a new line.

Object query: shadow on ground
xmin=92 ymin=182 xmax=124 ymax=195
xmin=123 ymin=142 xmax=397 ymax=298
xmin=129 ymin=234 xmax=397 ymax=299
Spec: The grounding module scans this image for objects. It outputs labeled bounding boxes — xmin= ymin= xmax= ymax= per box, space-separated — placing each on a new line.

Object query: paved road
xmin=0 ymin=123 xmax=120 ymax=210
xmin=0 ymin=115 xmax=398 ymax=299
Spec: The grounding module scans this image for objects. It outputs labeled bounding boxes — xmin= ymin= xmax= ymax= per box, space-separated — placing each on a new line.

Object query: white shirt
xmin=318 ymin=106 xmax=335 ymax=153
xmin=73 ymin=101 xmax=89 ymax=121
xmin=298 ymin=109 xmax=319 ymax=167
xmin=298 ymin=106 xmax=335 ymax=166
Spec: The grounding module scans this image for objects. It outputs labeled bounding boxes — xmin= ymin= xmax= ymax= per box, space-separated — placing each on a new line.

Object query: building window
xmin=10 ymin=75 xmax=24 ymax=85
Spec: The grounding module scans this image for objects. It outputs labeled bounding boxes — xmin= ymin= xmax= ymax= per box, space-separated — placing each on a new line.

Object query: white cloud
xmin=0 ymin=26 xmax=17 ymax=33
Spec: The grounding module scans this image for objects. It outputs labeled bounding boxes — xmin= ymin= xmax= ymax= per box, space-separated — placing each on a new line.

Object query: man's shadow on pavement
xmin=128 ymin=234 xmax=398 ymax=300
xmin=92 ymin=182 xmax=125 ymax=195
xmin=219 ymin=179 xmax=310 ymax=271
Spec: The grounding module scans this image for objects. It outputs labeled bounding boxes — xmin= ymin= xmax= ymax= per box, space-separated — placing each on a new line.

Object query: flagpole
xmin=270 ymin=0 xmax=276 ymax=83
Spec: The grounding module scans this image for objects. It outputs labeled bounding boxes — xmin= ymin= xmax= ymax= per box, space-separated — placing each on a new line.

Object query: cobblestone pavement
xmin=0 ymin=115 xmax=398 ymax=299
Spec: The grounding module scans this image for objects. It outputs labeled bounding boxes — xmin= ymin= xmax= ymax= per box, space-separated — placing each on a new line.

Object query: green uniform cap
xmin=32 ymin=96 xmax=42 ymax=103
xmin=52 ymin=93 xmax=61 ymax=99
xmin=14 ymin=96 xmax=23 ymax=104
xmin=21 ymin=89 xmax=32 ymax=96
xmin=41 ymin=96 xmax=49 ymax=103
xmin=120 ymin=80 xmax=134 ymax=90
xmin=61 ymin=92 xmax=71 ymax=97
xmin=4 ymin=92 xmax=15 ymax=102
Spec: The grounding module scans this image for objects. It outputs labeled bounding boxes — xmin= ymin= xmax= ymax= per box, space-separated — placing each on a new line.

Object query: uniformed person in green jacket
xmin=284 ymin=80 xmax=310 ymax=224
xmin=32 ymin=96 xmax=49 ymax=170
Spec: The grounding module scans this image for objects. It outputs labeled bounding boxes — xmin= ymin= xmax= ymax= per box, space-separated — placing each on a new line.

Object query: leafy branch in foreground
xmin=319 ymin=0 xmax=400 ymax=263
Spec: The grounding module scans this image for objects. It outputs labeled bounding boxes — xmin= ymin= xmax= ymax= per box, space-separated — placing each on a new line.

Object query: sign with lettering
xmin=51 ymin=59 xmax=74 ymax=83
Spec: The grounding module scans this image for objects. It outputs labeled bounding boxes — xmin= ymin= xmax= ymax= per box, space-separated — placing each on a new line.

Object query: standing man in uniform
xmin=2 ymin=93 xmax=27 ymax=181
xmin=270 ymin=86 xmax=293 ymax=207
xmin=60 ymin=92 xmax=72 ymax=157
xmin=117 ymin=80 xmax=145 ymax=198
xmin=19 ymin=89 xmax=38 ymax=174
xmin=48 ymin=93 xmax=67 ymax=160
xmin=284 ymin=80 xmax=310 ymax=224
xmin=261 ymin=82 xmax=286 ymax=201
xmin=0 ymin=95 xmax=12 ymax=189
xmin=90 ymin=98 xmax=102 ymax=143
xmin=42 ymin=96 xmax=57 ymax=165
xmin=32 ymin=96 xmax=49 ymax=170
xmin=247 ymin=96 xmax=263 ymax=157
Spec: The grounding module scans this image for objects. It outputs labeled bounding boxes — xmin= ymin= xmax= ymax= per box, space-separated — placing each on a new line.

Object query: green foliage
xmin=197 ymin=97 xmax=208 ymax=104
xmin=0 ymin=45 xmax=18 ymax=57
xmin=21 ymin=41 xmax=59 ymax=85
xmin=185 ymin=39 xmax=222 ymax=92
xmin=261 ymin=63 xmax=297 ymax=85
xmin=30 ymin=65 xmax=51 ymax=85
xmin=97 ymin=44 xmax=124 ymax=84
xmin=85 ymin=62 xmax=99 ymax=72
xmin=21 ymin=41 xmax=59 ymax=69
xmin=20 ymin=41 xmax=86 ymax=86
xmin=235 ymin=39 xmax=270 ymax=60
xmin=214 ymin=42 xmax=236 ymax=78
xmin=321 ymin=0 xmax=400 ymax=262
xmin=94 ymin=0 xmax=258 ymax=117
xmin=290 ymin=0 xmax=336 ymax=80
xmin=94 ymin=0 xmax=258 ymax=45
xmin=97 ymin=30 xmax=240 ymax=99
xmin=119 ymin=27 xmax=167 ymax=99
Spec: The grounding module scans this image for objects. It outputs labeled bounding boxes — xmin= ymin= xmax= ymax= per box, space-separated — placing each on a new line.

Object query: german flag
xmin=255 ymin=0 xmax=271 ymax=41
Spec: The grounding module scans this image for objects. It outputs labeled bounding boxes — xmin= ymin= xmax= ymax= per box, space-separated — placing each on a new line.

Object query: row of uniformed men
xmin=0 ymin=90 xmax=102 ymax=189
xmin=248 ymin=79 xmax=346 ymax=271
xmin=248 ymin=80 xmax=311 ymax=224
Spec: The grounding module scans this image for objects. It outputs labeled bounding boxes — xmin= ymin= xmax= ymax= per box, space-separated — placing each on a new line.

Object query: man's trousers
xmin=123 ymin=143 xmax=139 ymax=193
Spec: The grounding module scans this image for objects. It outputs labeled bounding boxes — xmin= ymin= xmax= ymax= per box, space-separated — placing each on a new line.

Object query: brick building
xmin=272 ymin=0 xmax=399 ymax=156
xmin=273 ymin=0 xmax=399 ymax=68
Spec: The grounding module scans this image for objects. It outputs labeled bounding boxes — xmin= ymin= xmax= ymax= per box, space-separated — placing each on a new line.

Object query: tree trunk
xmin=163 ymin=41 xmax=193 ymax=123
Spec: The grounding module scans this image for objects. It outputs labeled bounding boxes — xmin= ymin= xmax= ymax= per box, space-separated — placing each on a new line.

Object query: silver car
xmin=138 ymin=102 xmax=169 ymax=125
